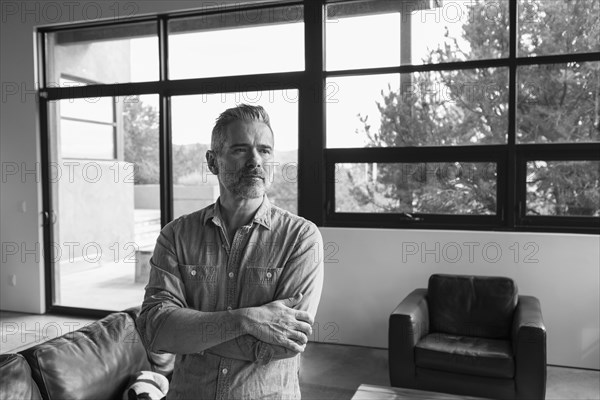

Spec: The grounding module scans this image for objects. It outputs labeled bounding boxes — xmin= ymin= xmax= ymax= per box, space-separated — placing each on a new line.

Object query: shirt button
xmin=191 ymin=270 xmax=197 ymax=276
xmin=222 ymin=368 xmax=228 ymax=375
xmin=266 ymin=272 xmax=272 ymax=279
xmin=226 ymin=306 xmax=232 ymax=311
xmin=228 ymin=272 xmax=234 ymax=278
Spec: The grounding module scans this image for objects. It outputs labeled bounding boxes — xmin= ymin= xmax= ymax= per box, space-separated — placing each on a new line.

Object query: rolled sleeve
xmin=137 ymin=223 xmax=187 ymax=352
xmin=274 ymin=222 xmax=324 ymax=317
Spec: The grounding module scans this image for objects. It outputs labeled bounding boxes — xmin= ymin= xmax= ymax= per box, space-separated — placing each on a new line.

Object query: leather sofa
xmin=389 ymin=274 xmax=547 ymax=400
xmin=0 ymin=307 xmax=174 ymax=400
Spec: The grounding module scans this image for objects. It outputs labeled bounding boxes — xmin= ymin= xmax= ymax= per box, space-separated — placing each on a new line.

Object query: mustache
xmin=241 ymin=168 xmax=266 ymax=179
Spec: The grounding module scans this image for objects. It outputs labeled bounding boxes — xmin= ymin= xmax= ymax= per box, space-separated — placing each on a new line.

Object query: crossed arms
xmin=137 ymin=222 xmax=324 ymax=364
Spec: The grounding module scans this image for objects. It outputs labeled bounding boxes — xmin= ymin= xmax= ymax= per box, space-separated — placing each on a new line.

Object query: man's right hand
xmin=243 ymin=293 xmax=314 ymax=353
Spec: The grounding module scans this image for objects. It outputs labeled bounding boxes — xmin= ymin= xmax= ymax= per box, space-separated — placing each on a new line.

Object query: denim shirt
xmin=137 ymin=196 xmax=324 ymax=400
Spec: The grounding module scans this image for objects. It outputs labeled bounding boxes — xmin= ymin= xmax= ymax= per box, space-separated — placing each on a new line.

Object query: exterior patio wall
xmin=134 ymin=184 xmax=219 ymax=217
xmin=57 ymin=161 xmax=134 ymax=263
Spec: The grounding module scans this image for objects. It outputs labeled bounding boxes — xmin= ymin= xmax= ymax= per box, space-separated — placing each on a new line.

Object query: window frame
xmin=36 ymin=1 xmax=600 ymax=318
xmin=515 ymin=144 xmax=600 ymax=232
xmin=321 ymin=0 xmax=599 ymax=233
xmin=37 ymin=2 xmax=311 ymax=316
xmin=325 ymin=145 xmax=506 ymax=229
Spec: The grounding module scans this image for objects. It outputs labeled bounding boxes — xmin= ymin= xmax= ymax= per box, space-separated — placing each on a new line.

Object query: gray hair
xmin=211 ymin=104 xmax=273 ymax=154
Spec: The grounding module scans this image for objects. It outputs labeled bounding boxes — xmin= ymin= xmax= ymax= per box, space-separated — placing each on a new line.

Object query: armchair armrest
xmin=512 ymin=295 xmax=547 ymax=400
xmin=389 ymin=288 xmax=429 ymax=387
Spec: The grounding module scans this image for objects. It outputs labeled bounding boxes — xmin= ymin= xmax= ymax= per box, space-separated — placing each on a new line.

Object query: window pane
xmin=526 ymin=161 xmax=600 ymax=216
xmin=46 ymin=23 xmax=158 ymax=85
xmin=168 ymin=6 xmax=304 ymax=79
xmin=325 ymin=0 xmax=508 ymax=71
xmin=336 ymin=162 xmax=497 ymax=214
xmin=517 ymin=62 xmax=599 ymax=143
xmin=60 ymin=119 xmax=114 ymax=159
xmin=518 ymin=0 xmax=599 ymax=57
xmin=326 ymin=9 xmax=400 ymax=70
xmin=327 ymin=69 xmax=508 ymax=148
xmin=171 ymin=90 xmax=299 ymax=217
xmin=409 ymin=0 xmax=509 ymax=64
xmin=52 ymin=95 xmax=161 ymax=310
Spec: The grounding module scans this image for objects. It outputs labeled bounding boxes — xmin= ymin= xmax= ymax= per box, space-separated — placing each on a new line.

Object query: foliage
xmin=123 ymin=100 xmax=159 ymax=184
xmin=344 ymin=0 xmax=599 ymax=216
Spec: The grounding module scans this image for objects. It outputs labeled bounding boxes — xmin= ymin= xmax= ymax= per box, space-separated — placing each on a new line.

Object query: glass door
xmin=47 ymin=92 xmax=160 ymax=311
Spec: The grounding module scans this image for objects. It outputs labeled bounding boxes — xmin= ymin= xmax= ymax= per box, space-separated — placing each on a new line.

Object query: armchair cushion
xmin=428 ymin=274 xmax=518 ymax=339
xmin=415 ymin=333 xmax=514 ymax=379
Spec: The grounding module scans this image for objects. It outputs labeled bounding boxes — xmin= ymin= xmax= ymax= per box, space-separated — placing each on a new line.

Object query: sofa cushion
xmin=21 ymin=312 xmax=151 ymax=400
xmin=415 ymin=333 xmax=514 ymax=379
xmin=428 ymin=274 xmax=518 ymax=339
xmin=0 ymin=353 xmax=42 ymax=400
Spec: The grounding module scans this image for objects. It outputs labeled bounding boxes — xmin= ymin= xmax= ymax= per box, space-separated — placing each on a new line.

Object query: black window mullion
xmin=506 ymin=0 xmax=518 ymax=229
xmin=159 ymin=17 xmax=168 ymax=82
xmin=299 ymin=0 xmax=325 ymax=225
xmin=326 ymin=146 xmax=506 ymax=163
xmin=158 ymin=17 xmax=173 ymax=226
xmin=39 ymin=96 xmax=54 ymax=313
xmin=44 ymin=73 xmax=304 ymax=100
xmin=37 ymin=30 xmax=48 ymax=89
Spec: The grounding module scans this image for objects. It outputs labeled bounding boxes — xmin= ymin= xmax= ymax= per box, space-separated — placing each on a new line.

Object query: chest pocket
xmin=245 ymin=267 xmax=280 ymax=285
xmin=178 ymin=264 xmax=217 ymax=311
xmin=180 ymin=265 xmax=217 ymax=282
xmin=240 ymin=267 xmax=282 ymax=307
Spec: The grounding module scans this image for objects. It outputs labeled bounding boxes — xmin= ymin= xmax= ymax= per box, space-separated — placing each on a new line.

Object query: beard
xmin=220 ymin=165 xmax=272 ymax=199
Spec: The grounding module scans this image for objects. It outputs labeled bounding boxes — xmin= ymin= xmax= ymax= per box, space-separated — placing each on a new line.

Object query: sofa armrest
xmin=512 ymin=295 xmax=547 ymax=400
xmin=0 ymin=353 xmax=42 ymax=400
xmin=389 ymin=288 xmax=429 ymax=387
xmin=21 ymin=312 xmax=151 ymax=400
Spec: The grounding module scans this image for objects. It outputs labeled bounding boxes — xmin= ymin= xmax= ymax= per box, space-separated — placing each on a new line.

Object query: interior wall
xmin=316 ymin=228 xmax=600 ymax=370
xmin=1 ymin=1 xmax=598 ymax=370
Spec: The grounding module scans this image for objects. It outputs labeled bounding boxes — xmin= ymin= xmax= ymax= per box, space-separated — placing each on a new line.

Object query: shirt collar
xmin=204 ymin=195 xmax=272 ymax=230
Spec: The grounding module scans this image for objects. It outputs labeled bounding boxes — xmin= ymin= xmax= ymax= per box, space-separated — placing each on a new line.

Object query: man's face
xmin=211 ymin=120 xmax=275 ymax=200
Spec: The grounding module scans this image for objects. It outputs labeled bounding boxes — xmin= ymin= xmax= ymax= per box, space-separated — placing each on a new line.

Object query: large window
xmin=37 ymin=0 xmax=599 ymax=313
xmin=324 ymin=0 xmax=599 ymax=230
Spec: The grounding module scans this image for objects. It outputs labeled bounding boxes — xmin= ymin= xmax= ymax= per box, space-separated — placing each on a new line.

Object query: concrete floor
xmin=1 ymin=311 xmax=598 ymax=399
xmin=299 ymin=343 xmax=600 ymax=400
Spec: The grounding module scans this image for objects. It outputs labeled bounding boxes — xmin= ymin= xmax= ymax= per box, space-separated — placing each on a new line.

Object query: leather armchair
xmin=389 ymin=274 xmax=546 ymax=400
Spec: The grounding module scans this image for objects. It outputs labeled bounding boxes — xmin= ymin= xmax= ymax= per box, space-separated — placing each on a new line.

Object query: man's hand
xmin=243 ymin=293 xmax=314 ymax=354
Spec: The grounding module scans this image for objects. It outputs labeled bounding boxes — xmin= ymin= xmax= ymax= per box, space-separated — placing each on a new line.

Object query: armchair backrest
xmin=428 ymin=274 xmax=518 ymax=339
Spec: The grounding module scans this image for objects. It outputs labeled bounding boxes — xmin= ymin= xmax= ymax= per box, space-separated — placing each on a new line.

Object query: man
xmin=137 ymin=104 xmax=324 ymax=399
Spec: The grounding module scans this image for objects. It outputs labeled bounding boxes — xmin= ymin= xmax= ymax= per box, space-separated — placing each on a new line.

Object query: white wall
xmin=316 ymin=228 xmax=600 ymax=370
xmin=1 ymin=1 xmax=598 ymax=369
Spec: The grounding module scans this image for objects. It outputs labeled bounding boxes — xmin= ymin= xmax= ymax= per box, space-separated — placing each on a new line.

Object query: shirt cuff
xmin=254 ymin=341 xmax=274 ymax=365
